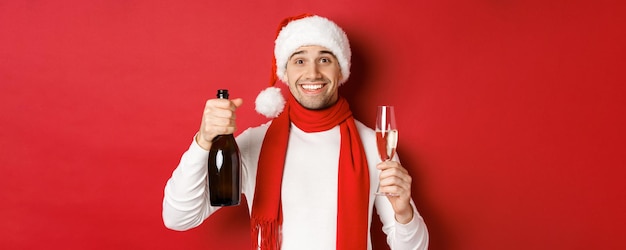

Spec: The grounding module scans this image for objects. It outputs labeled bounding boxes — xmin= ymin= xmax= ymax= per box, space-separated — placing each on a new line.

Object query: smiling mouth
xmin=301 ymin=84 xmax=324 ymax=90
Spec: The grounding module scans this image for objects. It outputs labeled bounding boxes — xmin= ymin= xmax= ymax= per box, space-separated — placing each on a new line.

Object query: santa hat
xmin=255 ymin=14 xmax=352 ymax=118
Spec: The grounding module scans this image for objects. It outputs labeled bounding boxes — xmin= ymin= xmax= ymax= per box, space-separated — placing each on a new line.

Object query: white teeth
xmin=302 ymin=84 xmax=323 ymax=90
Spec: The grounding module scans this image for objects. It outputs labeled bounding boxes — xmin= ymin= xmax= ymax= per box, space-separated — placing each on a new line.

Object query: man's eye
xmin=295 ymin=59 xmax=304 ymax=64
xmin=320 ymin=58 xmax=330 ymax=63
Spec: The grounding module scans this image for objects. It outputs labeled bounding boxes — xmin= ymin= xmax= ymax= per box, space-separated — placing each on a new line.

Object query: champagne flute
xmin=375 ymin=105 xmax=398 ymax=196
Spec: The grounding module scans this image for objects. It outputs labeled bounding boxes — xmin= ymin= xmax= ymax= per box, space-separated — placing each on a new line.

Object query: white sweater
xmin=162 ymin=120 xmax=429 ymax=250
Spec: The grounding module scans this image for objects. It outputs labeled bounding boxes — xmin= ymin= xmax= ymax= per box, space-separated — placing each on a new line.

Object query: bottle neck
xmin=217 ymin=89 xmax=229 ymax=99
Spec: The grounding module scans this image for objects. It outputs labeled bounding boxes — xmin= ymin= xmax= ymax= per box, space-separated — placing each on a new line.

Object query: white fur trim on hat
xmin=274 ymin=15 xmax=351 ymax=85
xmin=255 ymin=86 xmax=285 ymax=118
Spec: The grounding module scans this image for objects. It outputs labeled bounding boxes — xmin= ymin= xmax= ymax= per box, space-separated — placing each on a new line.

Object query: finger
xmin=382 ymin=186 xmax=408 ymax=197
xmin=379 ymin=175 xmax=411 ymax=189
xmin=376 ymin=161 xmax=390 ymax=171
xmin=206 ymin=98 xmax=233 ymax=109
xmin=200 ymin=107 xmax=237 ymax=137
xmin=380 ymin=177 xmax=412 ymax=195
xmin=213 ymin=98 xmax=243 ymax=111
xmin=207 ymin=99 xmax=242 ymax=118
xmin=379 ymin=165 xmax=409 ymax=180
xmin=231 ymin=98 xmax=243 ymax=108
xmin=376 ymin=160 xmax=402 ymax=170
xmin=207 ymin=107 xmax=236 ymax=121
xmin=379 ymin=169 xmax=412 ymax=195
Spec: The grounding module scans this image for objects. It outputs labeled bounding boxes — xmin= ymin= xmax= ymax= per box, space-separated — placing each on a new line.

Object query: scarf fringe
xmin=251 ymin=218 xmax=281 ymax=250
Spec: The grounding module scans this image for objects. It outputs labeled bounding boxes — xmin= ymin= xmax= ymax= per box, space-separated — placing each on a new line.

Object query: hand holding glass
xmin=375 ymin=105 xmax=398 ymax=196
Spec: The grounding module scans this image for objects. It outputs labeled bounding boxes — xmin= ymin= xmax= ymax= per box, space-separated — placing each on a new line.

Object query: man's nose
xmin=304 ymin=63 xmax=322 ymax=79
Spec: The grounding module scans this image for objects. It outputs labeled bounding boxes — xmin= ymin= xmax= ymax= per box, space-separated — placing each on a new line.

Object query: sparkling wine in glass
xmin=375 ymin=105 xmax=398 ymax=195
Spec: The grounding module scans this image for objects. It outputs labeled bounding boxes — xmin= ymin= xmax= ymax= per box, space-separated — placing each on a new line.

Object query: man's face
xmin=285 ymin=45 xmax=342 ymax=110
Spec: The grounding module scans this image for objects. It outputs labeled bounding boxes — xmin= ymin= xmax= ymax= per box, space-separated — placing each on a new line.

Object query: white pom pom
xmin=255 ymin=87 xmax=285 ymax=118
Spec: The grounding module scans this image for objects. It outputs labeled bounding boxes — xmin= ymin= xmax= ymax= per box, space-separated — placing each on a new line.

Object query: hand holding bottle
xmin=202 ymin=90 xmax=243 ymax=207
xmin=196 ymin=95 xmax=243 ymax=151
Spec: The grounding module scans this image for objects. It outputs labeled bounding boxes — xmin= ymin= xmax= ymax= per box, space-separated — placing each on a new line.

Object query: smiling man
xmin=162 ymin=14 xmax=429 ymax=250
xmin=286 ymin=46 xmax=341 ymax=110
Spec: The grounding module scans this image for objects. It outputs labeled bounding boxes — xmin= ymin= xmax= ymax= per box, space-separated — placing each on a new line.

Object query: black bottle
xmin=207 ymin=89 xmax=241 ymax=206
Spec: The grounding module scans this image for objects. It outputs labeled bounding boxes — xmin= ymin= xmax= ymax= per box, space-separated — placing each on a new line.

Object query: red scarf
xmin=251 ymin=95 xmax=370 ymax=249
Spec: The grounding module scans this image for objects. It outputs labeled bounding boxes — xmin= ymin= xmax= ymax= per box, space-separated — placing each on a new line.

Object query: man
xmin=162 ymin=14 xmax=429 ymax=250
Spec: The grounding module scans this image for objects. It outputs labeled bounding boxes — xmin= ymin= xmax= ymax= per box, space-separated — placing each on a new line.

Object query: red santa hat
xmin=255 ymin=14 xmax=352 ymax=118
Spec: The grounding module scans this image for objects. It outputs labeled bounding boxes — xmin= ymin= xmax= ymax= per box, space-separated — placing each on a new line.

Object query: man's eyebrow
xmin=289 ymin=50 xmax=305 ymax=59
xmin=319 ymin=50 xmax=335 ymax=56
xmin=289 ymin=50 xmax=337 ymax=59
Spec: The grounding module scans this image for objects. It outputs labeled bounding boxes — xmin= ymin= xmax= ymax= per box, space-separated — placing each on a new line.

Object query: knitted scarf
xmin=251 ymin=95 xmax=370 ymax=249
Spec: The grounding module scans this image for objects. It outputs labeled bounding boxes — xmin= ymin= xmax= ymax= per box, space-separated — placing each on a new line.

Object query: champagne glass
xmin=375 ymin=105 xmax=398 ymax=196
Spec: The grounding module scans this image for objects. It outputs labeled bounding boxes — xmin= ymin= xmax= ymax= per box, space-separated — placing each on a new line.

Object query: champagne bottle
xmin=207 ymin=89 xmax=241 ymax=206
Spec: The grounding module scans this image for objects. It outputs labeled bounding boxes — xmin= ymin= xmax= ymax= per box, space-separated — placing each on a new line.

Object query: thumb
xmin=231 ymin=98 xmax=244 ymax=108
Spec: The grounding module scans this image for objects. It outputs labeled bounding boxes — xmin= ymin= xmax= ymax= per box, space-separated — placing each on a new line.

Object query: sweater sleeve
xmin=354 ymin=120 xmax=429 ymax=249
xmin=375 ymin=198 xmax=429 ymax=250
xmin=162 ymin=136 xmax=220 ymax=231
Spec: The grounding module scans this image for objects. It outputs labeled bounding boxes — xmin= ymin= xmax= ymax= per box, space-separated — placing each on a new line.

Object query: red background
xmin=1 ymin=0 xmax=625 ymax=249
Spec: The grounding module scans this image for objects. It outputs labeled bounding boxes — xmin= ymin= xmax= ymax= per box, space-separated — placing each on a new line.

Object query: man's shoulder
xmin=354 ymin=119 xmax=375 ymax=136
xmin=354 ymin=119 xmax=373 ymax=130
xmin=237 ymin=121 xmax=272 ymax=138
